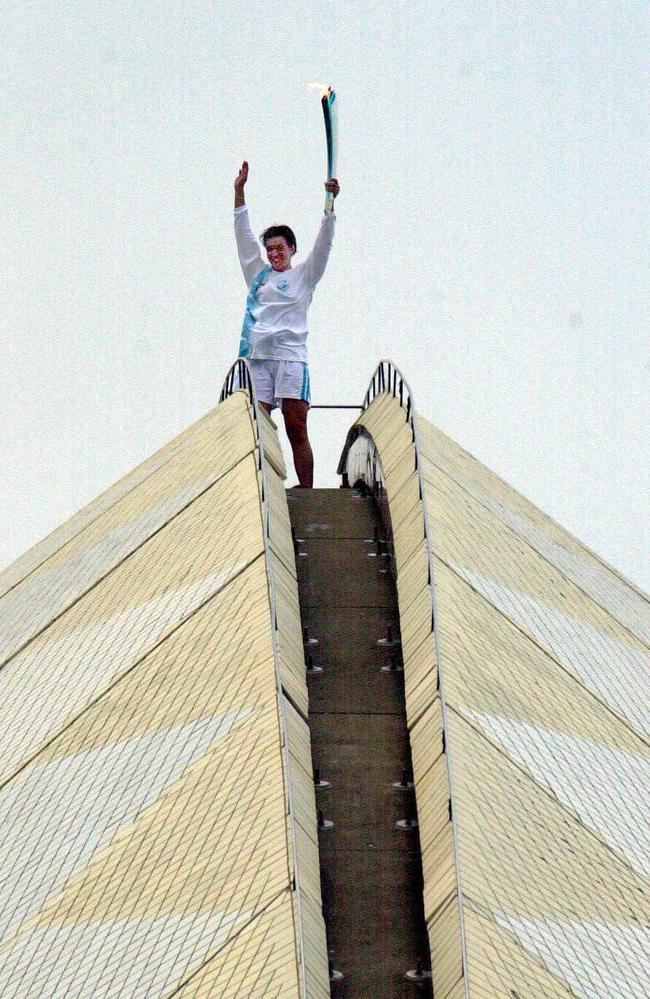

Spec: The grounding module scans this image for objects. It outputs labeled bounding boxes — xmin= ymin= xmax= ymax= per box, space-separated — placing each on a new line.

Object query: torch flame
xmin=309 ymin=81 xmax=332 ymax=98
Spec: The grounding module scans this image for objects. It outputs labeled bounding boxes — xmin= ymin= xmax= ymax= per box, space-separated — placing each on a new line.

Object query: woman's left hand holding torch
xmin=324 ymin=177 xmax=340 ymax=205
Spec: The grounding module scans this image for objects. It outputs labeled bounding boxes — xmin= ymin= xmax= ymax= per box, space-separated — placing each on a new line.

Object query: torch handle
xmin=321 ymin=87 xmax=337 ymax=214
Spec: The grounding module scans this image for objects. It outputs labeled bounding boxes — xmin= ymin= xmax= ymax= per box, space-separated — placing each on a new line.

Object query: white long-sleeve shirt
xmin=234 ymin=205 xmax=336 ymax=361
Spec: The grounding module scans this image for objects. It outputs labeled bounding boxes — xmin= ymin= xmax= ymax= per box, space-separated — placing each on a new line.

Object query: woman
xmin=233 ymin=160 xmax=340 ymax=487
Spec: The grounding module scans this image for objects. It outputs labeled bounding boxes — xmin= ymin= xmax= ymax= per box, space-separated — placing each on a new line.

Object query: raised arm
xmin=233 ymin=161 xmax=265 ymax=285
xmin=303 ymin=178 xmax=340 ymax=288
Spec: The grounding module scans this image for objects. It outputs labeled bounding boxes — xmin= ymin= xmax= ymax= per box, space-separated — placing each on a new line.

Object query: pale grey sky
xmin=2 ymin=1 xmax=648 ymax=591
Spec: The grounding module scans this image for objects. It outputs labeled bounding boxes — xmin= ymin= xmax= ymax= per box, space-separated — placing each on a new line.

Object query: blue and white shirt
xmin=234 ymin=205 xmax=336 ymax=362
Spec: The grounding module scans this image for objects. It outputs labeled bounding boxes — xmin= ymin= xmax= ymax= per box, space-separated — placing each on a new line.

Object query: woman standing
xmin=233 ymin=160 xmax=340 ymax=487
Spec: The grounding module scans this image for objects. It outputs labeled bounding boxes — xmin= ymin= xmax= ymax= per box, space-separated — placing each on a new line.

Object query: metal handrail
xmin=221 ymin=358 xmax=410 ymax=417
xmin=337 ymin=359 xmax=416 ymax=478
xmin=362 ymin=358 xmax=413 ymax=427
xmin=220 ymin=363 xmax=362 ymax=412
xmin=219 ymin=357 xmax=255 ymax=406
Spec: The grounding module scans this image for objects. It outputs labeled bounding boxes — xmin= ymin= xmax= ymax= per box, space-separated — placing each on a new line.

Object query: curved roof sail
xmin=340 ymin=362 xmax=650 ymax=999
xmin=0 ymin=387 xmax=328 ymax=999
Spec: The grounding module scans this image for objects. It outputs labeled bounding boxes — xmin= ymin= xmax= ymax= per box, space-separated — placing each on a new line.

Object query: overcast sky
xmin=2 ymin=1 xmax=648 ymax=592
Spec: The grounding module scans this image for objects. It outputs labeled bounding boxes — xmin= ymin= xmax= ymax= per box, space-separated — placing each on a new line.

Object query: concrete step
xmin=319 ymin=850 xmax=431 ymax=997
xmin=310 ymin=713 xmax=418 ymax=852
xmin=287 ymin=487 xmax=378 ymax=540
xmin=295 ymin=537 xmax=395 ymax=608
xmin=304 ymin=606 xmax=404 ymax=716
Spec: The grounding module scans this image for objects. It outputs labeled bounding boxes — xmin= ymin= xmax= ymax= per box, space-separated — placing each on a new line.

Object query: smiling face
xmin=265 ymin=236 xmax=294 ymax=272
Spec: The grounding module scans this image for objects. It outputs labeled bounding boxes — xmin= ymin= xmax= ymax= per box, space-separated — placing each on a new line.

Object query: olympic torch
xmin=321 ymin=85 xmax=338 ymax=213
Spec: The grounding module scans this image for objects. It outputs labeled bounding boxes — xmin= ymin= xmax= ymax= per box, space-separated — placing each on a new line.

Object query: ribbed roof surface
xmin=0 ymin=390 xmax=327 ymax=998
xmin=346 ymin=387 xmax=650 ymax=999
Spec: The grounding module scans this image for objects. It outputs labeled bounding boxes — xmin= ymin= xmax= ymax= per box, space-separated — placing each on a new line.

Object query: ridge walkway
xmin=287 ymin=487 xmax=433 ymax=998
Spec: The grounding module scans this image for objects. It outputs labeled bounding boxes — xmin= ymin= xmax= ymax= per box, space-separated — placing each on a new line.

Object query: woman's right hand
xmin=234 ymin=161 xmax=249 ymax=190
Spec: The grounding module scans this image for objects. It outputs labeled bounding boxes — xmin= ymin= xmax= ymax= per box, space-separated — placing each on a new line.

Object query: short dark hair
xmin=261 ymin=224 xmax=297 ymax=253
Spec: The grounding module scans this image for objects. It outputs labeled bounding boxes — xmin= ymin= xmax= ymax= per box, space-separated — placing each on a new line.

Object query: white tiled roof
xmin=0 ymin=390 xmax=327 ymax=999
xmin=348 ymin=386 xmax=650 ymax=999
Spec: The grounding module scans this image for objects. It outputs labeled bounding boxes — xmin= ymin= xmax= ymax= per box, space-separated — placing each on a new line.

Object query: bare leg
xmin=282 ymin=399 xmax=313 ymax=487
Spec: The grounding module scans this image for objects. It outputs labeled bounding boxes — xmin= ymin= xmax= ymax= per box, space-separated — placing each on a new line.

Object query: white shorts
xmin=249 ymin=360 xmax=310 ymax=410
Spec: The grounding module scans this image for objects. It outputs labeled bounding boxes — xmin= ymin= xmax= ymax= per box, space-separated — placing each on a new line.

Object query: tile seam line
xmin=0 ymin=406 xmax=248 ymax=603
xmin=0 ymin=550 xmax=265 ymax=796
xmin=418 ymin=457 xmax=650 ymax=653
xmin=300 ymin=602 xmax=397 ymax=608
xmin=161 ymin=886 xmax=292 ymax=998
xmin=434 ymin=551 xmax=650 ymax=751
xmin=315 ymin=848 xmax=426 ymax=857
xmin=0 ymin=445 xmax=259 ymax=674
xmin=447 ymin=704 xmax=650 ymax=888
xmin=309 ymin=710 xmax=407 ymax=717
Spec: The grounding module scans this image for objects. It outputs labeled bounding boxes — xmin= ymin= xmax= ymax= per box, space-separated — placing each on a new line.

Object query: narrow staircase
xmin=287 ymin=487 xmax=433 ymax=998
